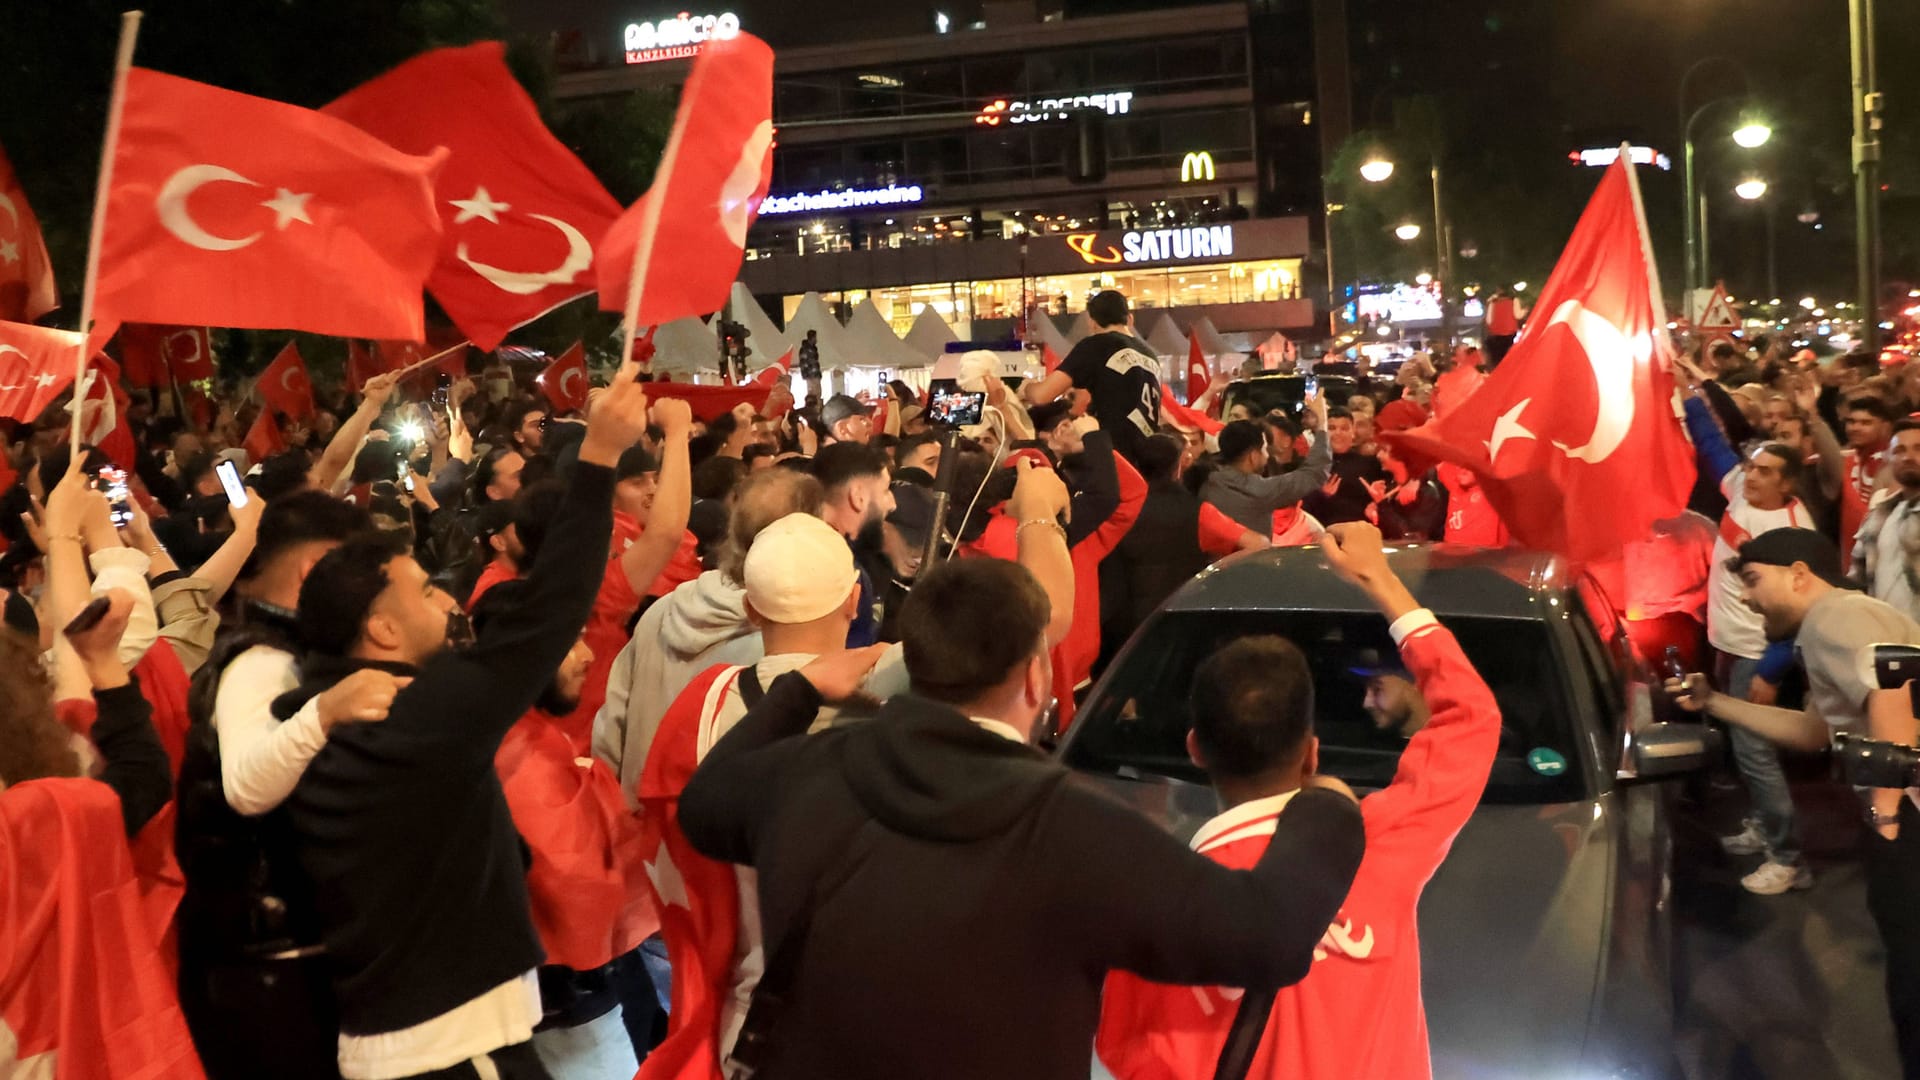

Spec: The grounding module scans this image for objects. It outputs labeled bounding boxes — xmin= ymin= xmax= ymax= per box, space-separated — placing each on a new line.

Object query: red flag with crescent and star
xmin=77 ymin=354 xmax=138 ymax=469
xmin=115 ymin=325 xmax=214 ymax=387
xmin=539 ymin=342 xmax=591 ymax=413
xmin=325 ymin=43 xmax=624 ymax=350
xmin=596 ymin=32 xmax=774 ymax=325
xmin=96 ymin=68 xmax=446 ymax=341
xmin=751 ymin=347 xmax=792 ymax=386
xmin=1184 ymin=332 xmax=1209 ymax=406
xmin=1160 ymin=381 xmax=1223 ymax=436
xmin=0 ymin=142 xmax=58 ymax=323
xmin=0 ymin=321 xmax=79 ymax=422
xmin=242 ymin=408 xmax=286 ymax=464
xmin=256 ymin=342 xmax=315 ymax=421
xmin=1383 ymin=156 xmax=1695 ymax=563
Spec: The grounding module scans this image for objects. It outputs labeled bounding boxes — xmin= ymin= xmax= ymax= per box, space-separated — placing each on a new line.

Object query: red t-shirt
xmin=1097 ymin=623 xmax=1501 ymax=1080
xmin=1840 ymin=446 xmax=1886 ymax=568
xmin=1437 ymin=463 xmax=1508 ymax=547
xmin=468 ymin=559 xmax=517 ymax=608
xmin=1197 ymin=503 xmax=1247 ymax=558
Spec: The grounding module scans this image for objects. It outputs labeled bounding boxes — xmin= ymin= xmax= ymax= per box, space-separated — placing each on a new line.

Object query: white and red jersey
xmin=1096 ymin=616 xmax=1502 ymax=1080
xmin=1708 ymin=466 xmax=1813 ymax=659
xmin=1841 ymin=445 xmax=1888 ymax=568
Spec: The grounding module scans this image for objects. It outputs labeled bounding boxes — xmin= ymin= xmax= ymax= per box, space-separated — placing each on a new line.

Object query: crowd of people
xmin=3 ymin=283 xmax=1919 ymax=1079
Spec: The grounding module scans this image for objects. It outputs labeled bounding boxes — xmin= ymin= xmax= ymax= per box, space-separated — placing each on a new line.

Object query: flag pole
xmin=619 ymin=47 xmax=707 ymax=374
xmin=72 ymin=10 xmax=144 ymax=458
xmin=1621 ymin=142 xmax=1675 ymax=357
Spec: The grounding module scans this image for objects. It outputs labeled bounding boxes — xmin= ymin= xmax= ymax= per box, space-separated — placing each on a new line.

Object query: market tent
xmin=1068 ymin=311 xmax=1099 ymax=345
xmin=783 ymin=292 xmax=858 ymax=371
xmin=648 ymin=316 xmax=721 ymax=374
xmin=1029 ymin=312 xmax=1074 ymax=361
xmin=1190 ymin=315 xmax=1232 ymax=357
xmin=903 ymin=305 xmax=959 ymax=362
xmin=1142 ymin=312 xmax=1188 ymax=358
xmin=844 ymin=298 xmax=934 ymax=371
xmin=727 ymin=283 xmax=789 ymax=363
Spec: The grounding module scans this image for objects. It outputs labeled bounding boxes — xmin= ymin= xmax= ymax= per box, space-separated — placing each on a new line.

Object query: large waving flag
xmin=97 ymin=69 xmax=446 ymax=340
xmin=325 ymin=43 xmax=624 ymax=350
xmin=597 ymin=32 xmax=774 ymax=326
xmin=0 ymin=142 xmax=58 ymax=322
xmin=1384 ymin=155 xmax=1694 ymax=562
xmin=0 ymin=321 xmax=81 ymax=421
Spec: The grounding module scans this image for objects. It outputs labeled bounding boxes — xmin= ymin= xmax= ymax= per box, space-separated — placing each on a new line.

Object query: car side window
xmin=1565 ymin=593 xmax=1627 ymax=747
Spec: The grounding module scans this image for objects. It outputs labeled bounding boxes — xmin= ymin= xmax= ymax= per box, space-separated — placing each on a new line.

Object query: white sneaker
xmin=1741 ymin=860 xmax=1813 ymax=895
xmin=1720 ymin=820 xmax=1768 ymax=856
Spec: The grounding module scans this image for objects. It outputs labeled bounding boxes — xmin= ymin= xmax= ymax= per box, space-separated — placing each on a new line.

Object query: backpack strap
xmin=736 ymin=664 xmax=766 ymax=709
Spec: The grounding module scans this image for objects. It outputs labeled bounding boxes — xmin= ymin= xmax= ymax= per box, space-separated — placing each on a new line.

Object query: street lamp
xmin=1360 ymin=158 xmax=1395 ymax=183
xmin=1735 ymin=178 xmax=1768 ymax=200
xmin=1678 ymin=57 xmax=1769 ymax=298
xmin=1732 ymin=121 xmax=1773 ymax=149
xmin=1395 ymin=223 xmax=1423 ymax=241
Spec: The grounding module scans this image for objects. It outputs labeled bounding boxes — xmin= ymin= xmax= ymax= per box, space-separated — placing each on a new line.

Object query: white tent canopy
xmin=649 ymin=315 xmax=720 ymax=374
xmin=1190 ymin=315 xmax=1231 ymax=357
xmin=727 ymin=283 xmax=789 ymax=365
xmin=1068 ymin=311 xmax=1099 ymax=345
xmin=1143 ymin=312 xmax=1188 ymax=359
xmin=844 ymin=298 xmax=934 ymax=371
xmin=1029 ymin=312 xmax=1074 ymax=361
xmin=903 ymin=306 xmax=958 ymax=362
xmin=783 ymin=292 xmax=858 ymax=371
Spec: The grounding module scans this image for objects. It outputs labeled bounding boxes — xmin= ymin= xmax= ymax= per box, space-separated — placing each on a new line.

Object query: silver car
xmin=1063 ymin=545 xmax=1706 ymax=1079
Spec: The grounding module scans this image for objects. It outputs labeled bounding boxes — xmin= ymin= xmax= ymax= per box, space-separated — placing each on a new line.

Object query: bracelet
xmin=44 ymin=533 xmax=84 ymax=547
xmin=1015 ymin=518 xmax=1066 ymax=543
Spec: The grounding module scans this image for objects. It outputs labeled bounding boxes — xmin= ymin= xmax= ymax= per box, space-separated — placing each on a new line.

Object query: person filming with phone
xmin=1664 ymin=527 xmax=1920 ymax=1075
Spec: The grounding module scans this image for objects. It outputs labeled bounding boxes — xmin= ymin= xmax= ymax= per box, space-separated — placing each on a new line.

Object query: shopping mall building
xmin=554 ymin=0 xmax=1349 ymax=346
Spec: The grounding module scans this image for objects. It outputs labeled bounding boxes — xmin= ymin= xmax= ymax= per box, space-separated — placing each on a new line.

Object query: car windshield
xmin=1065 ymin=610 xmax=1588 ymax=805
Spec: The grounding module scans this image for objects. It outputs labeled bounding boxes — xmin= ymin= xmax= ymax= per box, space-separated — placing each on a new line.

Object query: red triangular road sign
xmin=1697 ymin=284 xmax=1740 ymax=330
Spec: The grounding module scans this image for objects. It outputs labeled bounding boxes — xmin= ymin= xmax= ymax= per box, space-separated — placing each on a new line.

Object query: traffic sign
xmin=1696 ymin=284 xmax=1740 ymax=331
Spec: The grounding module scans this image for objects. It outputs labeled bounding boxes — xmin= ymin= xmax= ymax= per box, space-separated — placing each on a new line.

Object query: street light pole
xmin=1430 ymin=160 xmax=1452 ymax=344
xmin=1849 ymin=0 xmax=1883 ymax=353
xmin=1677 ymin=57 xmax=1747 ymax=300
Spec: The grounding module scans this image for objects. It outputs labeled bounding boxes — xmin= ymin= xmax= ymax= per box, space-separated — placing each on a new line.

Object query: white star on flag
xmin=0 ymin=239 xmax=17 ymax=265
xmin=32 ymin=372 xmax=56 ymax=389
xmin=450 ymin=186 xmax=510 ymax=225
xmin=644 ymin=840 xmax=690 ymax=910
xmin=261 ymin=188 xmax=314 ymax=230
xmin=1483 ymin=398 xmax=1535 ymax=462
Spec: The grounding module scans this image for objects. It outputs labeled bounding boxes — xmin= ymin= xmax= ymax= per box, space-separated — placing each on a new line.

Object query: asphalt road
xmin=1671 ymin=764 xmax=1901 ymax=1079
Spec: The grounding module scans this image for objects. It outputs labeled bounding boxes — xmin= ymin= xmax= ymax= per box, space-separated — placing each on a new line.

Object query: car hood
xmin=1078 ymin=772 xmax=1614 ymax=1079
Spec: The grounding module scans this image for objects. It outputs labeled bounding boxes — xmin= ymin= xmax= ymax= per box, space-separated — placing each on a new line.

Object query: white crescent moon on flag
xmin=0 ymin=192 xmax=17 ymax=231
xmin=456 ymin=214 xmax=593 ymax=296
xmin=719 ymin=121 xmax=776 ymax=249
xmin=559 ymin=365 xmax=585 ymax=404
xmin=0 ymin=344 xmax=25 ymax=365
xmin=1544 ymin=299 xmax=1645 ymax=464
xmin=156 ymin=164 xmax=264 ymax=252
xmin=280 ymin=365 xmax=307 ymax=395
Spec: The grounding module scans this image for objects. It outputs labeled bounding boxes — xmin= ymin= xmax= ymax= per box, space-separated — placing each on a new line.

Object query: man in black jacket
xmin=680 ymin=557 xmax=1365 ymax=1080
xmin=277 ymin=362 xmax=655 ymax=1080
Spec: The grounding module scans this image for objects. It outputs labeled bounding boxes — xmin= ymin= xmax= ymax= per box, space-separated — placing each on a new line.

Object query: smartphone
xmin=215 ymin=459 xmax=249 ymax=509
xmin=63 ymin=595 xmax=112 ymax=637
xmin=432 ymin=372 xmax=453 ymax=409
xmin=97 ymin=466 xmax=133 ymax=527
xmin=930 ymin=389 xmax=987 ymax=427
xmin=395 ymin=456 xmax=416 ymax=493
xmin=1304 ymin=375 xmax=1320 ymax=399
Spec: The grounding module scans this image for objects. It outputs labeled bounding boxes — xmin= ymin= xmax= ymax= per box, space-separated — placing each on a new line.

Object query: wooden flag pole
xmin=72 ymin=9 xmax=144 ymax=457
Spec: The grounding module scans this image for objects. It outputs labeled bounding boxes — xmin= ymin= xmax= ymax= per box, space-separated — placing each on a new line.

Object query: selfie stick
xmin=919 ymin=429 xmax=963 ymax=574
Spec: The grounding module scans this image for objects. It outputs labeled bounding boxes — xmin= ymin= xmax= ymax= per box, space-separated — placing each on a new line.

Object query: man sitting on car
xmin=1096 ymin=522 xmax=1503 ymax=1080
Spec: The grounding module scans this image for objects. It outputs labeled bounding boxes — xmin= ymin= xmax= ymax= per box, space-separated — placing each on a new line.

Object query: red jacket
xmin=1096 ymin=619 xmax=1501 ymax=1080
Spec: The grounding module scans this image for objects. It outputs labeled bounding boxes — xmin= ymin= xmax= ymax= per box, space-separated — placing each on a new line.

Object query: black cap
xmin=615 ymin=445 xmax=659 ymax=480
xmin=820 ymin=394 xmax=871 ymax=429
xmin=1735 ymin=528 xmax=1852 ymax=588
xmin=471 ymin=498 xmax=516 ymax=542
xmin=887 ymin=481 xmax=942 ymax=550
xmin=1028 ymin=399 xmax=1074 ymax=436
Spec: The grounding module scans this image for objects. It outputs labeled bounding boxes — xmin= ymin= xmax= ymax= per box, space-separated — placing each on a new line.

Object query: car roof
xmin=1165 ymin=544 xmax=1576 ymax=619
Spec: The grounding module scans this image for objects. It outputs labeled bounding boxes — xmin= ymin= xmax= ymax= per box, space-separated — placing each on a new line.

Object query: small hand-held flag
xmin=597 ymin=32 xmax=775 ymax=364
xmin=1383 ymin=152 xmax=1695 ymax=562
xmin=1184 ymin=332 xmax=1209 ymax=406
xmin=539 ymin=342 xmax=590 ymax=413
xmin=256 ymin=342 xmax=315 ymax=421
xmin=0 ymin=141 xmax=59 ymax=323
xmin=243 ymin=407 xmax=286 ymax=464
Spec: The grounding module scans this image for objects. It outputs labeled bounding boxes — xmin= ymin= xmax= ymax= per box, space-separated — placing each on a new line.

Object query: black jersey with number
xmin=1059 ymin=331 xmax=1163 ymax=464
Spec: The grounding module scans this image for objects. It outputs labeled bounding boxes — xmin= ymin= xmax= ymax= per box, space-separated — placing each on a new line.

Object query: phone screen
xmin=432 ymin=372 xmax=452 ymax=409
xmin=930 ymin=389 xmax=987 ymax=428
xmin=1303 ymin=375 xmax=1320 ymax=399
xmin=214 ymin=459 xmax=249 ymax=508
xmin=98 ymin=467 xmax=133 ymax=527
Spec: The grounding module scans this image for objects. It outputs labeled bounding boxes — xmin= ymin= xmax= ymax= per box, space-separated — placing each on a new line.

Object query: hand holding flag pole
xmin=72 ymin=10 xmax=144 ymax=458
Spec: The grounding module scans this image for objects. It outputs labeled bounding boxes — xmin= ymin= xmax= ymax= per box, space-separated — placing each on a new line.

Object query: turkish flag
xmin=97 ymin=68 xmax=446 ymax=340
xmin=1042 ymin=343 xmax=1063 ymax=374
xmin=346 ymin=340 xmax=397 ymax=394
xmin=325 ymin=43 xmax=623 ymax=350
xmin=256 ymin=342 xmax=315 ymax=420
xmin=1160 ymin=381 xmax=1223 ymax=436
xmin=539 ymin=342 xmax=590 ymax=413
xmin=115 ymin=324 xmax=215 ymax=387
xmin=0 ymin=321 xmax=80 ymax=422
xmin=0 ymin=142 xmax=58 ymax=323
xmin=78 ymin=355 xmax=137 ymax=469
xmin=597 ymin=33 xmax=774 ymax=325
xmin=643 ymin=380 xmax=770 ymax=423
xmin=1384 ymin=157 xmax=1695 ymax=563
xmin=242 ymin=408 xmax=286 ymax=464
xmin=1184 ymin=333 xmax=1209 ymax=406
xmin=751 ymin=347 xmax=792 ymax=386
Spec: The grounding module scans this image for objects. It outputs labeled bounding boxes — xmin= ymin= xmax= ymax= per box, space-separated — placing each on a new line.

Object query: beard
xmin=856 ymin=516 xmax=886 ymax=553
xmin=536 ymin=681 xmax=582 ymax=717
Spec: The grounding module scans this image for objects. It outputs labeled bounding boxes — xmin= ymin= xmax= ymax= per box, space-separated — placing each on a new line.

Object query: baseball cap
xmin=820 ymin=394 xmax=872 ymax=429
xmin=743 ymin=513 xmax=860 ymax=624
xmin=1734 ymin=528 xmax=1851 ymax=588
xmin=616 ymin=445 xmax=659 ymax=480
xmin=1028 ymin=399 xmax=1074 ymax=436
xmin=887 ymin=482 xmax=943 ymax=551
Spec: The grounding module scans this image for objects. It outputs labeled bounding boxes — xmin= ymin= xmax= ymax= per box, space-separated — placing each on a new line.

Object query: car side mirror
xmin=1620 ymin=721 xmax=1720 ymax=782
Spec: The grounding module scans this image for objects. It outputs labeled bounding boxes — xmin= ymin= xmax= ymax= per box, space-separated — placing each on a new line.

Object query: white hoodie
xmin=592 ymin=569 xmax=765 ymax=799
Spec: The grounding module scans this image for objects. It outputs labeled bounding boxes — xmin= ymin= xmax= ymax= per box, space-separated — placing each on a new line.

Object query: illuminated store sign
xmin=623 ymin=11 xmax=740 ymax=65
xmin=1067 ymin=224 xmax=1236 ymax=266
xmin=1569 ymin=145 xmax=1672 ymax=172
xmin=759 ymin=183 xmax=925 ymax=216
xmin=1180 ymin=151 xmax=1216 ymax=183
xmin=975 ymin=90 xmax=1134 ymax=126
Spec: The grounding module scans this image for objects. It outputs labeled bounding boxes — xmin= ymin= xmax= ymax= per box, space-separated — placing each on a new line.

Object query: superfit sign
xmin=623 ymin=11 xmax=740 ymax=64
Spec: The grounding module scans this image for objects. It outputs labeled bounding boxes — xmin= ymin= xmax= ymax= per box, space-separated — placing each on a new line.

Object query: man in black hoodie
xmin=276 ymin=362 xmax=655 ymax=1080
xmin=679 ymin=557 xmax=1366 ymax=1080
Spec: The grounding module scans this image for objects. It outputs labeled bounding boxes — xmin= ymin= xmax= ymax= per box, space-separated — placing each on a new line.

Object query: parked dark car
xmin=1067 ymin=545 xmax=1701 ymax=1079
